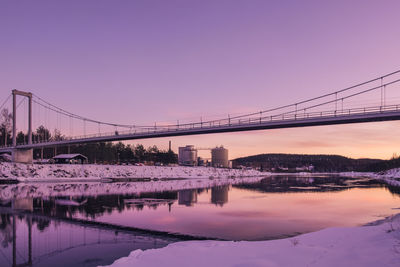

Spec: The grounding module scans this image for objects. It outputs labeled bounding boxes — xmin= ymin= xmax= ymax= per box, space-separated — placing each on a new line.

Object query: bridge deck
xmin=2 ymin=105 xmax=400 ymax=151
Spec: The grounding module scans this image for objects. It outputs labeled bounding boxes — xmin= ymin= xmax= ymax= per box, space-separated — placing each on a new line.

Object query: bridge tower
xmin=11 ymin=89 xmax=33 ymax=163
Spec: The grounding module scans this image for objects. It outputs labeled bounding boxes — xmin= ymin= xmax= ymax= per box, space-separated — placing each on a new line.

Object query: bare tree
xmin=52 ymin=129 xmax=65 ymax=141
xmin=0 ymin=108 xmax=12 ymax=146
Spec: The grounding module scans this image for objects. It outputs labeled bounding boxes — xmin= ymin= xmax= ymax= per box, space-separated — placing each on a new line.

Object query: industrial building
xmin=211 ymin=146 xmax=229 ymax=168
xmin=178 ymin=145 xmax=230 ymax=168
xmin=178 ymin=145 xmax=198 ymax=166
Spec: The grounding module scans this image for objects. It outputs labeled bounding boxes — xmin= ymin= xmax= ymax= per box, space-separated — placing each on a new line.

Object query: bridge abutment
xmin=12 ymin=148 xmax=33 ymax=164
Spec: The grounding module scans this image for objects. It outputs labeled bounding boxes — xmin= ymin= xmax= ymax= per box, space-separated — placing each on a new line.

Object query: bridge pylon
xmin=11 ymin=89 xmax=33 ymax=163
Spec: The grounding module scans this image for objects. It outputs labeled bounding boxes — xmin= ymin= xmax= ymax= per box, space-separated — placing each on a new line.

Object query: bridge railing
xmin=2 ymin=103 xmax=400 ymax=148
xmin=56 ymin=103 xmax=400 ymax=140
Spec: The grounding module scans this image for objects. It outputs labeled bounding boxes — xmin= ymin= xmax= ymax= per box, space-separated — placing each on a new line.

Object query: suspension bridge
xmin=1 ymin=70 xmax=400 ymax=163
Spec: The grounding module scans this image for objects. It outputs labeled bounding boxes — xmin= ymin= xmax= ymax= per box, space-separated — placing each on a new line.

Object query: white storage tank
xmin=211 ymin=146 xmax=229 ymax=168
xmin=178 ymin=145 xmax=198 ymax=166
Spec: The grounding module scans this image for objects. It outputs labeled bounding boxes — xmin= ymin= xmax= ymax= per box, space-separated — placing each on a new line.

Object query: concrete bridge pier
xmin=12 ymin=148 xmax=33 ymax=164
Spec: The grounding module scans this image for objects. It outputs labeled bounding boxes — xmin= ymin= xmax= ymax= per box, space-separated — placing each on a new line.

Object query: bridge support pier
xmin=12 ymin=148 xmax=33 ymax=164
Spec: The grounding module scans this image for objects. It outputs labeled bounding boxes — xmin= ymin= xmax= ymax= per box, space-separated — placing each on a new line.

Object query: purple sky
xmin=2 ymin=1 xmax=400 ymax=159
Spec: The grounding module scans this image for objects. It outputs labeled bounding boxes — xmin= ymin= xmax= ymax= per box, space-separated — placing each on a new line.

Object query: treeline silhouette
xmin=39 ymin=142 xmax=178 ymax=165
xmin=233 ymin=153 xmax=400 ymax=172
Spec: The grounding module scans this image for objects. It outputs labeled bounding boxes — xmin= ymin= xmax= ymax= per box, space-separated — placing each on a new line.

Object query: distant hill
xmin=232 ymin=153 xmax=384 ymax=172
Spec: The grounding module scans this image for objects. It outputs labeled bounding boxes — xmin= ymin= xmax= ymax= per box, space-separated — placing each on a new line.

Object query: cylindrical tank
xmin=178 ymin=145 xmax=198 ymax=166
xmin=211 ymin=146 xmax=229 ymax=168
xmin=187 ymin=146 xmax=197 ymax=164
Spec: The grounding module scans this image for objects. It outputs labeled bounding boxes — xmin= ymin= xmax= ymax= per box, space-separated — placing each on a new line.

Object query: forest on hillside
xmin=233 ymin=153 xmax=400 ymax=172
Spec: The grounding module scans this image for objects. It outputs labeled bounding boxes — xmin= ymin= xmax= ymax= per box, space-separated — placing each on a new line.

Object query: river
xmin=0 ymin=175 xmax=398 ymax=267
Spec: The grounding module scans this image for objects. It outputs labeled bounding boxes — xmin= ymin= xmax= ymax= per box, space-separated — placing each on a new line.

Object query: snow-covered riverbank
xmin=370 ymin=168 xmax=400 ymax=187
xmin=2 ymin=162 xmax=400 ymax=186
xmin=0 ymin=163 xmax=263 ymax=181
xmin=0 ymin=176 xmax=266 ymax=201
xmin=103 ymin=214 xmax=400 ymax=267
xmin=338 ymin=169 xmax=400 ymax=187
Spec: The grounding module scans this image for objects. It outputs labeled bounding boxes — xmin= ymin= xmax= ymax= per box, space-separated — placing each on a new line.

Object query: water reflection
xmin=0 ymin=175 xmax=398 ymax=267
xmin=211 ymin=186 xmax=229 ymax=206
xmin=0 ymin=197 xmax=180 ymax=267
xmin=234 ymin=176 xmax=383 ymax=193
xmin=178 ymin=190 xmax=197 ymax=206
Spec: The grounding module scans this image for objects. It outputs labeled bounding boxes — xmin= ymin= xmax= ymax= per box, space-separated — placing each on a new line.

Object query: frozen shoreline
xmin=338 ymin=170 xmax=400 ymax=187
xmin=1 ymin=162 xmax=400 ymax=202
xmin=0 ymin=162 xmax=263 ymax=182
xmin=103 ymin=214 xmax=400 ymax=267
xmin=369 ymin=169 xmax=400 ymax=187
xmin=0 ymin=176 xmax=267 ymax=201
xmin=1 ymin=162 xmax=400 ymax=186
xmin=0 ymin=162 xmax=267 ymax=201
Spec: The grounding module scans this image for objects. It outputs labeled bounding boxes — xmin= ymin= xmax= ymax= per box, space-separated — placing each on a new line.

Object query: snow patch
xmin=102 ymin=214 xmax=400 ymax=267
xmin=341 ymin=168 xmax=400 ymax=187
xmin=0 ymin=163 xmax=263 ymax=181
xmin=0 ymin=176 xmax=266 ymax=201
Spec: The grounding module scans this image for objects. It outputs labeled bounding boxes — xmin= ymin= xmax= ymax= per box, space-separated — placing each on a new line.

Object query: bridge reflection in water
xmin=0 ymin=198 xmax=179 ymax=267
xmin=0 ymin=186 xmax=231 ymax=267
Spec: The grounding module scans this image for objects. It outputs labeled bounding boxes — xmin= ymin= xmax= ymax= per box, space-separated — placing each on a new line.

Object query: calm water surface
xmin=0 ymin=175 xmax=399 ymax=267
